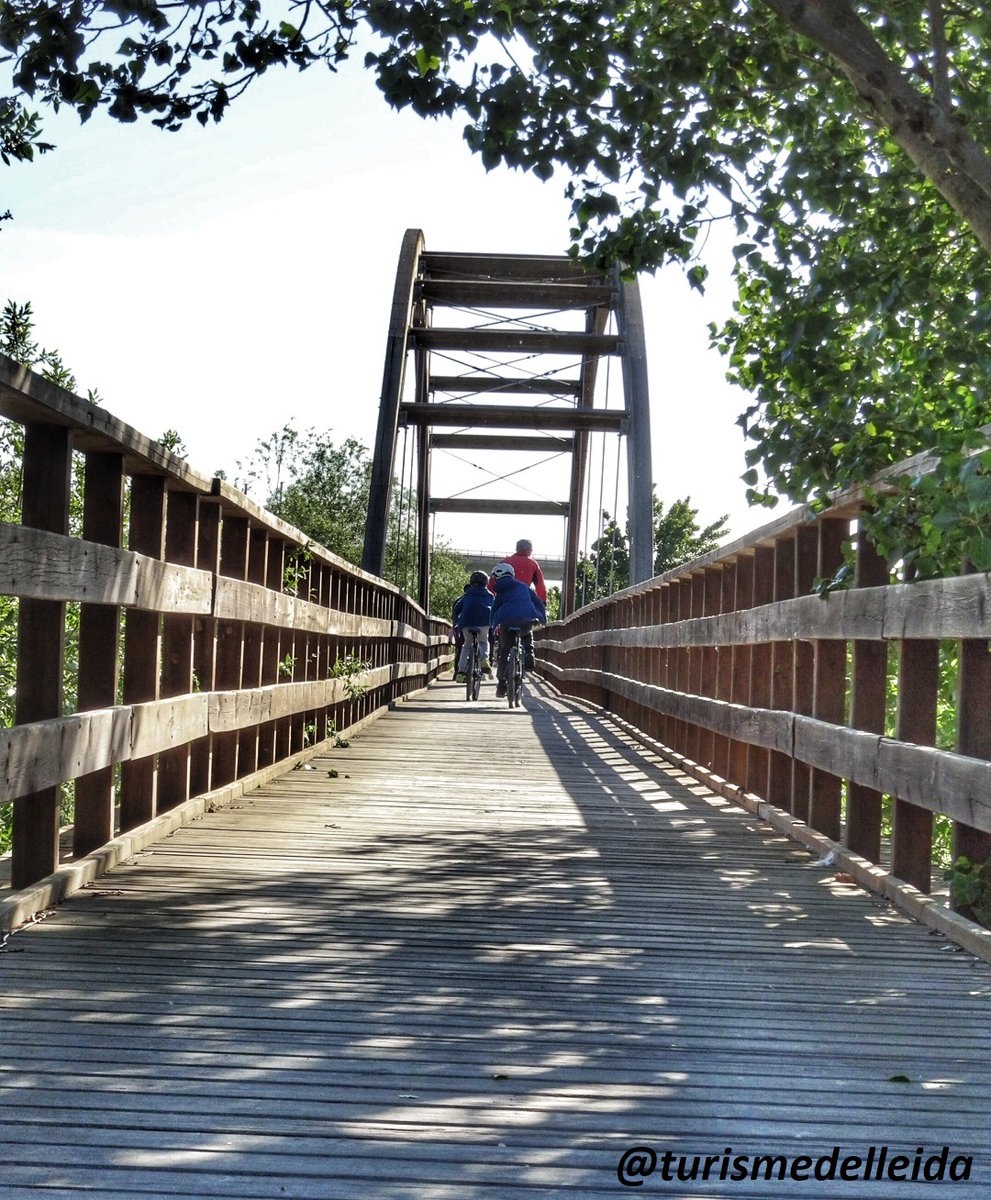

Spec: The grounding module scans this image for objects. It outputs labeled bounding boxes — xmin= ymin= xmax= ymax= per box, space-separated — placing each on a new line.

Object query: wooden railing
xmin=538 ymin=456 xmax=991 ymax=946
xmin=0 ymin=354 xmax=450 ymax=921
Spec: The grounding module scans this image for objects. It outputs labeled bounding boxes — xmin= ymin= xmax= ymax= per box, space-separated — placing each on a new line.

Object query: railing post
xmin=272 ymin=539 xmax=294 ymax=762
xmin=238 ymin=526 xmax=269 ymax=776
xmin=119 ymin=473 xmax=167 ymax=833
xmin=846 ymin=526 xmax=888 ymax=861
xmin=647 ymin=584 xmax=664 ymax=744
xmin=298 ymin=553 xmax=318 ymax=748
xmin=158 ymin=490 xmax=199 ymax=811
xmin=747 ymin=545 xmax=775 ymax=798
xmin=697 ymin=568 xmax=719 ymax=770
xmin=891 ymin=637 xmax=938 ymax=892
xmin=791 ymin=525 xmax=818 ymax=821
xmin=74 ymin=451 xmax=125 ymax=858
xmin=313 ymin=563 xmax=330 ymax=745
xmin=767 ymin=535 xmax=795 ymax=810
xmin=189 ymin=501 xmax=221 ymax=797
xmin=258 ymin=538 xmax=285 ymax=769
xmin=954 ymin=636 xmax=991 ymax=875
xmin=672 ymin=578 xmax=691 ymax=755
xmin=714 ymin=560 xmax=736 ymax=780
xmin=11 ymin=423 xmax=72 ymax=888
xmin=213 ymin=514 xmax=249 ymax=785
xmin=662 ymin=583 xmax=676 ymax=744
xmin=809 ymin=519 xmax=847 ymax=839
xmin=728 ymin=552 xmax=755 ymax=789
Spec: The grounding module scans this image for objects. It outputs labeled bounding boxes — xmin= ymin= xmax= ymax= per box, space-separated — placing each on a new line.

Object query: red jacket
xmin=491 ymin=552 xmax=547 ymax=602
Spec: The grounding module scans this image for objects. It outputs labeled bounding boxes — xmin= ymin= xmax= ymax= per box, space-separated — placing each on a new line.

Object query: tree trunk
xmin=762 ymin=0 xmax=991 ymax=254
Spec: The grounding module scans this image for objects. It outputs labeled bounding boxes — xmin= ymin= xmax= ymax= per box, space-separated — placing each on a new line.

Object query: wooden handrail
xmin=538 ymin=465 xmax=991 ymax=913
xmin=0 ymin=354 xmax=451 ymax=897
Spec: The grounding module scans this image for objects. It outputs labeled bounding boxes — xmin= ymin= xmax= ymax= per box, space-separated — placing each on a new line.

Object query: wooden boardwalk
xmin=2 ymin=678 xmax=990 ymax=1199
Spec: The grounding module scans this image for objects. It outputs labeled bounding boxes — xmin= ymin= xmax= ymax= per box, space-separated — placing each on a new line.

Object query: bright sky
xmin=2 ymin=51 xmax=760 ymax=563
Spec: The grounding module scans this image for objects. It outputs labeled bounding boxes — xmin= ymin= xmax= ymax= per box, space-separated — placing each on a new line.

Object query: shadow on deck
xmin=2 ymin=678 xmax=990 ymax=1198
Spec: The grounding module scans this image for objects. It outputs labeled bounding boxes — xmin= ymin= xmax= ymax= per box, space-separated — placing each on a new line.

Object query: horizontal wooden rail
xmin=0 ymin=352 xmax=452 ymax=898
xmin=541 ymin=571 xmax=991 ymax=650
xmin=1 ymin=524 xmax=213 ymax=611
xmin=540 ymin=664 xmax=991 ymax=831
xmin=538 ymin=479 xmax=991 ymax=921
xmin=1 ymin=663 xmax=434 ymax=806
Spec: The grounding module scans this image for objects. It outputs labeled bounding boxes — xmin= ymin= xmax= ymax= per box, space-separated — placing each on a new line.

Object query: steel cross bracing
xmin=362 ymin=229 xmax=653 ymax=615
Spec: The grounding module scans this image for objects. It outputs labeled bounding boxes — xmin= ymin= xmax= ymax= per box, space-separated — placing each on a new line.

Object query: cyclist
xmin=490 ymin=538 xmax=547 ymax=605
xmin=450 ymin=582 xmax=471 ymax=678
xmin=452 ymin=571 xmax=494 ymax=682
xmin=490 ymin=562 xmax=546 ymax=698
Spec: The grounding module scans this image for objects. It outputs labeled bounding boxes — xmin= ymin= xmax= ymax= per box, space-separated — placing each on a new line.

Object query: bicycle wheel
xmin=470 ymin=651 xmax=482 ymax=701
xmin=465 ymin=640 xmax=476 ymax=702
xmin=513 ymin=647 xmax=525 ymax=708
xmin=506 ymin=647 xmax=519 ymax=708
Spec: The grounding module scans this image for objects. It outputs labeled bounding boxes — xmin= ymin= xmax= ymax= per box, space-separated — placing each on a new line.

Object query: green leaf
xmin=413 ymin=47 xmax=440 ymax=76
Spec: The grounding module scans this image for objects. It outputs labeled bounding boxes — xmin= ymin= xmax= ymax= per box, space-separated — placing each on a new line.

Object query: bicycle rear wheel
xmin=506 ymin=647 xmax=519 ymax=708
xmin=465 ymin=640 xmax=477 ymax=702
xmin=471 ymin=655 xmax=482 ymax=701
xmin=513 ymin=653 xmax=524 ymax=708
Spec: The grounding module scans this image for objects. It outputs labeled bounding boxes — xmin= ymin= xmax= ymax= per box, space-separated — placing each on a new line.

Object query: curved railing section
xmin=0 ymin=353 xmax=450 ymax=925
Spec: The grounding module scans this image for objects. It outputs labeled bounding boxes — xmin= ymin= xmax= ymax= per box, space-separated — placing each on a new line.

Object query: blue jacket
xmin=490 ymin=576 xmax=546 ymax=628
xmin=452 ymin=584 xmax=494 ymax=630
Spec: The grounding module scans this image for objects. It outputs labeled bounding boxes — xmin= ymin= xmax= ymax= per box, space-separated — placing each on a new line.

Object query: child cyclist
xmin=490 ymin=562 xmax=547 ymax=698
xmin=452 ymin=571 xmax=495 ymax=682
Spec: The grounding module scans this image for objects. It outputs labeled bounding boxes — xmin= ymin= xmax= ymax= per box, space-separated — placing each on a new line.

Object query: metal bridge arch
xmin=362 ymin=229 xmax=653 ymax=615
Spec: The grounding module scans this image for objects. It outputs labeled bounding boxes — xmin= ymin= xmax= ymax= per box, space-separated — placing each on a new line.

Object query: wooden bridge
xmin=4 ymin=678 xmax=991 ymax=1196
xmin=3 ymin=245 xmax=991 ymax=1192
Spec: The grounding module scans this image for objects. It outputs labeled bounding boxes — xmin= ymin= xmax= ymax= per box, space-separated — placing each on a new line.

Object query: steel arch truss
xmin=362 ymin=229 xmax=653 ymax=615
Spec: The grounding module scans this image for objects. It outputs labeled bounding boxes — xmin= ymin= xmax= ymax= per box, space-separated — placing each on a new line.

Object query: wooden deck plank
xmin=2 ymin=678 xmax=991 ymax=1198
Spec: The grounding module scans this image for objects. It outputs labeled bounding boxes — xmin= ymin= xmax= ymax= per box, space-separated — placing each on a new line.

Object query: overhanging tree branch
xmin=761 ymin=0 xmax=991 ymax=253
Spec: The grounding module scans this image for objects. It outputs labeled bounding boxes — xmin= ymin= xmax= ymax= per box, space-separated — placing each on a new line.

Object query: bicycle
xmin=465 ymin=629 xmax=484 ymax=702
xmin=504 ymin=626 xmax=526 ymax=708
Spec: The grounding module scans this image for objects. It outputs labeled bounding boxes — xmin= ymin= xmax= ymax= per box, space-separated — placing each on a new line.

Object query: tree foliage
xmin=577 ymin=493 xmax=729 ymax=604
xmin=235 ymin=422 xmax=468 ymax=615
xmin=427 ymin=544 xmax=472 ymax=620
xmin=239 ymin=428 xmax=375 ymax=566
xmin=4 ymin=2 xmax=990 ymax=263
xmin=5 ymin=3 xmax=991 ymax=569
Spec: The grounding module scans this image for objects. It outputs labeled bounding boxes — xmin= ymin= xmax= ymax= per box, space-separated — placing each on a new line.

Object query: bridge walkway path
xmin=2 ymin=678 xmax=990 ymax=1198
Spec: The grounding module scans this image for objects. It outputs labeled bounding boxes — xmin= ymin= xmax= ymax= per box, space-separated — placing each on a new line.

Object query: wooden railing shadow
xmin=6 ymin=793 xmax=989 ymax=1194
xmin=0 ymin=353 xmax=450 ymax=926
xmin=537 ymin=450 xmax=991 ymax=958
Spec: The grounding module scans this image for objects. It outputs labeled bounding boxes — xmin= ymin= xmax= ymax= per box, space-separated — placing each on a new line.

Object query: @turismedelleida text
xmin=616 ymin=1144 xmax=974 ymax=1187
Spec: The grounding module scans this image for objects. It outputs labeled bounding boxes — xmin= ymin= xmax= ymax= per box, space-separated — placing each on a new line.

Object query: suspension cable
xmin=440 ymin=449 xmax=569 ymax=503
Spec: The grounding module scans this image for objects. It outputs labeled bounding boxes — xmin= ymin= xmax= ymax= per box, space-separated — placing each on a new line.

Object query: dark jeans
xmin=497 ymin=623 xmax=535 ymax=682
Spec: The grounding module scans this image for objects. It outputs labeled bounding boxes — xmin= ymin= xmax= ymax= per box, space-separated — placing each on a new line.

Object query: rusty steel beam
xmin=401 ymin=403 xmax=627 ymax=431
xmin=418 ymin=279 xmax=616 ymax=310
xmin=430 ymin=375 xmax=581 ymax=397
xmin=410 ymin=328 xmax=620 ymax=356
xmin=430 ymin=498 xmax=569 ymax=517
